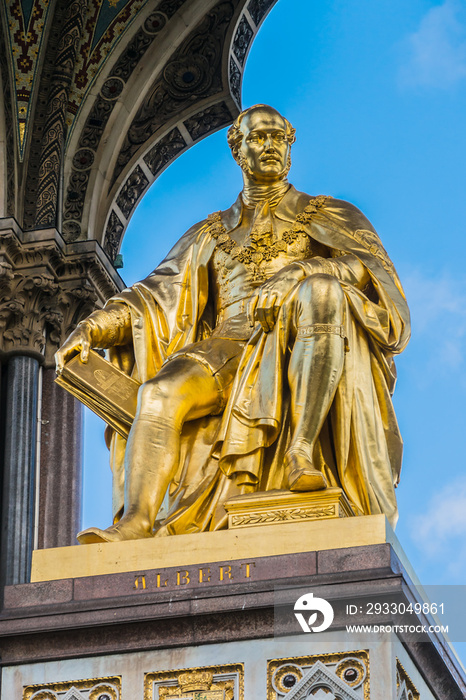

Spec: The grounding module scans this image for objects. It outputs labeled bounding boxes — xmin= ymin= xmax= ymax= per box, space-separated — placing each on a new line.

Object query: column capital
xmin=0 ymin=219 xmax=125 ymax=367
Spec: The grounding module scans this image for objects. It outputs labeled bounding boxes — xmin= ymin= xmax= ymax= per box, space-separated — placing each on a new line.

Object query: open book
xmin=55 ymin=350 xmax=140 ymax=438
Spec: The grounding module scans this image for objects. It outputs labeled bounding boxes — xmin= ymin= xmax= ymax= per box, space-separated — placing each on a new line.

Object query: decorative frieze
xmin=23 ymin=676 xmax=121 ymax=700
xmin=183 ymin=102 xmax=233 ymax=141
xmin=229 ymin=56 xmax=241 ymax=107
xmin=232 ymin=14 xmax=254 ymax=66
xmin=396 ymin=659 xmax=419 ymax=700
xmin=144 ymin=664 xmax=243 ymax=700
xmin=62 ymin=3 xmax=191 ymax=240
xmin=268 ymin=651 xmax=369 ymax=700
xmin=103 ymin=211 xmax=125 ymax=263
xmin=225 ymin=487 xmax=354 ymax=529
xmin=247 ymin=0 xmax=276 ymax=26
xmin=111 ymin=1 xmax=236 ymax=185
xmin=116 ymin=165 xmax=149 ymax=220
xmin=143 ymin=127 xmax=187 ymax=176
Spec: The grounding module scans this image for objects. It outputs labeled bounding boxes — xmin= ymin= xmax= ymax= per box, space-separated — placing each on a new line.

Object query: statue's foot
xmin=285 ymin=449 xmax=327 ymax=492
xmin=77 ymin=521 xmax=152 ymax=544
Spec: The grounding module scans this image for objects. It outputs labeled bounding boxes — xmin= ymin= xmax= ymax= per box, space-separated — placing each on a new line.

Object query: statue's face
xmin=238 ymin=108 xmax=290 ymax=181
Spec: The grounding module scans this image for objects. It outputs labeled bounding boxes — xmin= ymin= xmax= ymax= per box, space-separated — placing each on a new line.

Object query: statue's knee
xmin=297 ymin=274 xmax=344 ymax=323
xmin=137 ymin=375 xmax=173 ymax=414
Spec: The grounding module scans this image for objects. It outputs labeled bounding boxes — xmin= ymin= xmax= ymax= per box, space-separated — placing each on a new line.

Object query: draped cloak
xmin=106 ymin=186 xmax=410 ymax=531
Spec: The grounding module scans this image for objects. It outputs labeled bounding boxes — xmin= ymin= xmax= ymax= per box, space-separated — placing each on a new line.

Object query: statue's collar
xmin=221 ymin=184 xmax=311 ymax=230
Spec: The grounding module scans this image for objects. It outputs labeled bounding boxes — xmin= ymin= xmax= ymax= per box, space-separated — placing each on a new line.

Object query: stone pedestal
xmin=1 ymin=517 xmax=465 ymax=699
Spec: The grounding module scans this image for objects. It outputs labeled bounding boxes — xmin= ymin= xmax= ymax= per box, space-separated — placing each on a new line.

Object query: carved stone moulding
xmin=227 ymin=0 xmax=279 ymax=107
xmin=232 ymin=14 xmax=254 ymax=66
xmin=23 ymin=676 xmax=121 ymax=700
xmin=64 ymin=0 xmax=279 ymax=256
xmin=110 ymin=1 xmax=237 ymax=186
xmin=0 ymin=223 xmax=123 ymax=366
xmin=247 ymin=0 xmax=277 ymax=27
xmin=62 ymin=2 xmax=190 ymax=243
xmin=102 ymin=101 xmax=234 ymax=261
xmin=267 ymin=650 xmax=370 ymax=700
xmin=144 ymin=663 xmax=243 ymax=700
xmin=396 ymin=659 xmax=420 ymax=700
xmin=103 ymin=210 xmax=125 ymax=262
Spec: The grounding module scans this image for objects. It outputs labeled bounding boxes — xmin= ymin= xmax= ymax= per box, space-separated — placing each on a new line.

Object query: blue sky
xmin=83 ymin=0 xmax=466 ymax=631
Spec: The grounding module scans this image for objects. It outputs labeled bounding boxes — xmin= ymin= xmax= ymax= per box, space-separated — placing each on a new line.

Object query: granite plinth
xmin=37 ymin=368 xmax=83 ymax=549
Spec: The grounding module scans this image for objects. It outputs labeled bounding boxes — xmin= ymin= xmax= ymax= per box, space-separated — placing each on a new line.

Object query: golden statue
xmin=55 ymin=105 xmax=410 ymax=543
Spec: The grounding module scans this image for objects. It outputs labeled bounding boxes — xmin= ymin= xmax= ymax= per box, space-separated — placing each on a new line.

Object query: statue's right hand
xmin=55 ymin=323 xmax=93 ymax=375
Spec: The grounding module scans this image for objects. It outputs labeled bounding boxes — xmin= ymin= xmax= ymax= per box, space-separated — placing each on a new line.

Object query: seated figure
xmin=56 ymin=104 xmax=410 ymax=543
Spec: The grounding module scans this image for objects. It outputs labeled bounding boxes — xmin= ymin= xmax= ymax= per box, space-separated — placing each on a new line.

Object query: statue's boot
xmin=78 ymin=417 xmax=181 ymax=544
xmin=285 ymin=448 xmax=328 ymax=492
xmin=285 ymin=323 xmax=345 ymax=492
xmin=77 ymin=522 xmax=152 ymax=544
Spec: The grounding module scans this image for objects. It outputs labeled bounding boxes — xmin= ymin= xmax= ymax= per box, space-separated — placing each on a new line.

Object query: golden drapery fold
xmin=106 ymin=186 xmax=410 ymax=531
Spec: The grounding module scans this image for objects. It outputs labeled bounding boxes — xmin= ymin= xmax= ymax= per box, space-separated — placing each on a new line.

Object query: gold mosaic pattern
xmin=2 ymin=0 xmax=52 ymax=154
xmin=2 ymin=0 xmax=148 ymax=155
xmin=66 ymin=0 xmax=147 ymax=131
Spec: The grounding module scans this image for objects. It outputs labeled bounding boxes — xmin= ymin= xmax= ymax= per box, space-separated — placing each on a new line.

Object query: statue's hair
xmin=227 ymin=104 xmax=296 ymax=161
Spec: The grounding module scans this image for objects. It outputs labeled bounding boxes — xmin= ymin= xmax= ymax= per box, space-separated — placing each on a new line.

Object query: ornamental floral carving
xmin=0 ymin=229 xmax=121 ymax=366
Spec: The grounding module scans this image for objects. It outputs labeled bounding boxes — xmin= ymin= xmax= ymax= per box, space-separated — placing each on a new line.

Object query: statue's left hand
xmin=55 ymin=323 xmax=93 ymax=375
xmin=248 ymin=263 xmax=306 ymax=332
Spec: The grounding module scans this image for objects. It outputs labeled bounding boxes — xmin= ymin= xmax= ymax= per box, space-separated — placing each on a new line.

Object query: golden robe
xmin=107 ymin=186 xmax=410 ymax=531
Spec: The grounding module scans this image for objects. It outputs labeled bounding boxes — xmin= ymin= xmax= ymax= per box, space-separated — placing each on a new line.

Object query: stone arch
xmin=61 ymin=0 xmax=278 ymax=259
xmin=0 ymin=63 xmax=6 ymax=217
xmin=0 ymin=0 xmax=278 ymax=582
xmin=0 ymin=24 xmax=16 ymax=219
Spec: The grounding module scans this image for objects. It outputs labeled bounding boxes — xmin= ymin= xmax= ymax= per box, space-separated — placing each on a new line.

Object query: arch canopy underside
xmin=0 ymin=0 xmax=279 ymax=260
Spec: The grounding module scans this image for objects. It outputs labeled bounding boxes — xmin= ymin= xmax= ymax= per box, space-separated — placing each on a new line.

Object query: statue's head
xmin=227 ymin=104 xmax=296 ymax=182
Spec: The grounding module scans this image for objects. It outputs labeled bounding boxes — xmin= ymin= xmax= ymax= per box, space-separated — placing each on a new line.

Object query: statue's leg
xmin=77 ymin=357 xmax=221 ymax=543
xmin=286 ymin=273 xmax=346 ymax=492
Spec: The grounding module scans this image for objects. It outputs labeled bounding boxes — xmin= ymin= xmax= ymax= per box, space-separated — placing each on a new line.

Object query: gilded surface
xmin=23 ymin=677 xmax=121 ymax=700
xmin=225 ymin=486 xmax=354 ymax=528
xmin=230 ymin=505 xmax=337 ymax=526
xmin=144 ymin=664 xmax=243 ymax=700
xmin=56 ymin=104 xmax=410 ymax=544
xmin=267 ymin=651 xmax=370 ymax=699
xmin=395 ymin=659 xmax=420 ymax=700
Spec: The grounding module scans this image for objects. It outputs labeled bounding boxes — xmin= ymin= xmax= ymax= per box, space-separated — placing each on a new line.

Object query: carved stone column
xmin=37 ymin=368 xmax=83 ymax=549
xmin=0 ymin=219 xmax=123 ymax=582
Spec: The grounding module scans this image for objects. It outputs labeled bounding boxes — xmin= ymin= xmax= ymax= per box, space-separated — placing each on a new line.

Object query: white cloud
xmin=399 ymin=1 xmax=466 ymax=88
xmin=402 ymin=268 xmax=466 ymax=370
xmin=410 ymin=477 xmax=466 ymax=578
